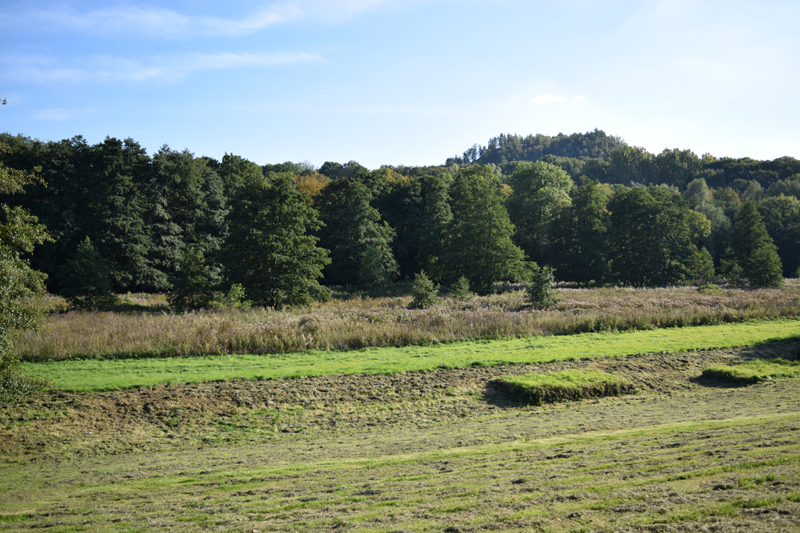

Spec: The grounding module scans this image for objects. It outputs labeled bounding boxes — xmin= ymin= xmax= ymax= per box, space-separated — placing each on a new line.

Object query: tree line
xmin=0 ymin=131 xmax=796 ymax=310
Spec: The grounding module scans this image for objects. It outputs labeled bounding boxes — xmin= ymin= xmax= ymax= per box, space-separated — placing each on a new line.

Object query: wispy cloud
xmin=32 ymin=108 xmax=93 ymax=121
xmin=532 ymin=94 xmax=586 ymax=104
xmin=15 ymin=1 xmax=401 ymax=38
xmin=4 ymin=52 xmax=322 ymax=84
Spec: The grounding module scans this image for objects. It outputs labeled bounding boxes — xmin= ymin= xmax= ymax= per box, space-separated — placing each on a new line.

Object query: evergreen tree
xmin=317 ymin=178 xmax=398 ymax=290
xmin=758 ymin=195 xmax=800 ymax=277
xmin=525 ymin=264 xmax=560 ymax=310
xmin=60 ymin=237 xmax=114 ymax=307
xmin=221 ymin=171 xmax=331 ymax=308
xmin=441 ymin=166 xmax=526 ymax=295
xmin=88 ymin=138 xmax=160 ymax=292
xmin=409 ymin=270 xmax=440 ymax=309
xmin=727 ymin=201 xmax=783 ymax=287
xmin=148 ymin=147 xmax=228 ymax=284
xmin=168 ymin=245 xmax=219 ymax=311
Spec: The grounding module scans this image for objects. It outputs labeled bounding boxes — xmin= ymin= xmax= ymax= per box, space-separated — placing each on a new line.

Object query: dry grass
xmin=14 ymin=282 xmax=800 ymax=362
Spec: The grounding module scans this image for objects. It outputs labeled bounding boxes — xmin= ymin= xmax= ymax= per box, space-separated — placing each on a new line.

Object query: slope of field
xmin=2 ymin=340 xmax=799 ymax=532
xmin=21 ymin=318 xmax=800 ymax=391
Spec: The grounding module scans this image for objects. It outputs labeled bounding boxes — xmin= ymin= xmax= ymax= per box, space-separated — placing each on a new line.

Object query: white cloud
xmin=4 ymin=52 xmax=322 ymax=84
xmin=15 ymin=1 xmax=404 ymax=38
xmin=532 ymin=94 xmax=586 ymax=104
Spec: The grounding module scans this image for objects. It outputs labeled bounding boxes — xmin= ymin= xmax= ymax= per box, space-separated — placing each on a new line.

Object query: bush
xmin=449 ymin=276 xmax=474 ymax=301
xmin=409 ymin=270 xmax=440 ymax=309
xmin=525 ymin=264 xmax=560 ymax=310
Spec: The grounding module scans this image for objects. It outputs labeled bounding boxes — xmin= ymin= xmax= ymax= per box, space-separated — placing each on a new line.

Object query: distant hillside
xmin=446 ymin=129 xmax=626 ymax=166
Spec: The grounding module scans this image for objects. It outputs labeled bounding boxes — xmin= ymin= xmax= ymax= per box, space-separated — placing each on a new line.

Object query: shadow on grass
xmin=690 ymin=337 xmax=800 ymax=389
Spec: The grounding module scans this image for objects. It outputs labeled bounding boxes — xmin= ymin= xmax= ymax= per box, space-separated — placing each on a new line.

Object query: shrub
xmin=409 ymin=270 xmax=439 ymax=309
xmin=449 ymin=276 xmax=474 ymax=301
xmin=526 ymin=264 xmax=560 ymax=310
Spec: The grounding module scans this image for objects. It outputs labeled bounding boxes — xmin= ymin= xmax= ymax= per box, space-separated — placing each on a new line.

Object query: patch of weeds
xmin=0 ymin=514 xmax=32 ymax=524
xmin=787 ymin=492 xmax=800 ymax=503
xmin=741 ymin=496 xmax=782 ymax=508
xmin=738 ymin=473 xmax=776 ymax=488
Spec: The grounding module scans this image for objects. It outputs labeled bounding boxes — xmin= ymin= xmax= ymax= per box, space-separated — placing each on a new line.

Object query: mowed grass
xmin=22 ymin=318 xmax=800 ymax=391
xmin=704 ymin=358 xmax=800 ymax=384
xmin=2 ymin=412 xmax=799 ymax=532
xmin=492 ymin=369 xmax=636 ymax=405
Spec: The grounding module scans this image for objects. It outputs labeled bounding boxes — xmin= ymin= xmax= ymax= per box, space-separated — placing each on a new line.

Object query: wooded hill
xmin=1 ymin=131 xmax=797 ymax=308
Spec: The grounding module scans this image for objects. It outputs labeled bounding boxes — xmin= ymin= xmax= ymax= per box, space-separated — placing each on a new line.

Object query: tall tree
xmin=726 ymin=201 xmax=783 ymax=287
xmin=506 ymin=161 xmax=573 ymax=264
xmin=441 ymin=166 xmax=526 ymax=294
xmin=608 ymin=186 xmax=709 ymax=286
xmin=88 ymin=138 xmax=160 ymax=292
xmin=0 ymin=153 xmax=51 ymax=401
xmin=317 ymin=178 xmax=398 ymax=290
xmin=550 ymin=179 xmax=611 ymax=284
xmin=221 ymin=171 xmax=330 ymax=308
xmin=148 ymin=146 xmax=228 ymax=283
xmin=758 ymin=195 xmax=800 ymax=277
xmin=416 ymin=173 xmax=453 ymax=282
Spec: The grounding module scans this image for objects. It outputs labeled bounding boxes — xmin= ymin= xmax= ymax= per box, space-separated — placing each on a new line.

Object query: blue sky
xmin=2 ymin=0 xmax=799 ymax=168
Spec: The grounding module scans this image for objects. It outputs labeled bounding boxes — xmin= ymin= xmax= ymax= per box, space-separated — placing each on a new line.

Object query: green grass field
xmin=704 ymin=358 xmax=800 ymax=383
xmin=492 ymin=369 xmax=635 ymax=404
xmin=22 ymin=318 xmax=800 ymax=391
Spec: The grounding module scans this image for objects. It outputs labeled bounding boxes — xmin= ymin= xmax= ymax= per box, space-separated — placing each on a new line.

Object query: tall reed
xmin=14 ymin=283 xmax=800 ymax=362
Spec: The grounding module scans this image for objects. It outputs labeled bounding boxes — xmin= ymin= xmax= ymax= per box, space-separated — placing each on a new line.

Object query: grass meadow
xmin=14 ymin=282 xmax=800 ymax=362
xmin=21 ymin=318 xmax=800 ymax=391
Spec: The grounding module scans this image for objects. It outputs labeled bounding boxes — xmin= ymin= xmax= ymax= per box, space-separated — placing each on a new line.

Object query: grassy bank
xmin=22 ymin=318 xmax=800 ymax=391
xmin=14 ymin=283 xmax=800 ymax=362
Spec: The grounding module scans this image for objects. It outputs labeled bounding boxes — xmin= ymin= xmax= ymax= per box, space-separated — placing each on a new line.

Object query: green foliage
xmin=758 ymin=195 xmax=800 ymax=277
xmin=727 ymin=201 xmax=783 ymax=288
xmin=550 ymin=178 xmax=610 ymax=284
xmin=219 ymin=283 xmax=252 ymax=309
xmin=0 ymin=154 xmax=52 ymax=402
xmin=318 ymin=177 xmax=398 ymax=290
xmin=506 ymin=160 xmax=573 ymax=264
xmin=688 ymin=246 xmax=715 ymax=285
xmin=168 ymin=246 xmax=219 ymax=311
xmin=525 ymin=264 xmax=560 ymax=310
xmin=449 ymin=276 xmax=474 ymax=301
xmin=607 ymin=145 xmax=657 ymax=185
xmin=222 ymin=171 xmax=331 ymax=308
xmin=409 ymin=270 xmax=440 ymax=309
xmin=445 ymin=130 xmax=625 ymax=166
xmin=441 ymin=166 xmax=526 ymax=295
xmin=60 ymin=236 xmax=115 ymax=308
xmin=416 ymin=173 xmax=452 ymax=282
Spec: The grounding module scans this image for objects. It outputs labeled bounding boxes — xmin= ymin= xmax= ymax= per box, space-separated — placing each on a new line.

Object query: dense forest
xmin=1 ymin=130 xmax=798 ymax=308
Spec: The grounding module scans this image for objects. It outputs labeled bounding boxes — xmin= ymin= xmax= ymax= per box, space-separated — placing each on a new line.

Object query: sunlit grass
xmin=703 ymin=359 xmax=800 ymax=383
xmin=492 ymin=369 xmax=635 ymax=405
xmin=21 ymin=318 xmax=800 ymax=391
xmin=15 ymin=283 xmax=800 ymax=362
